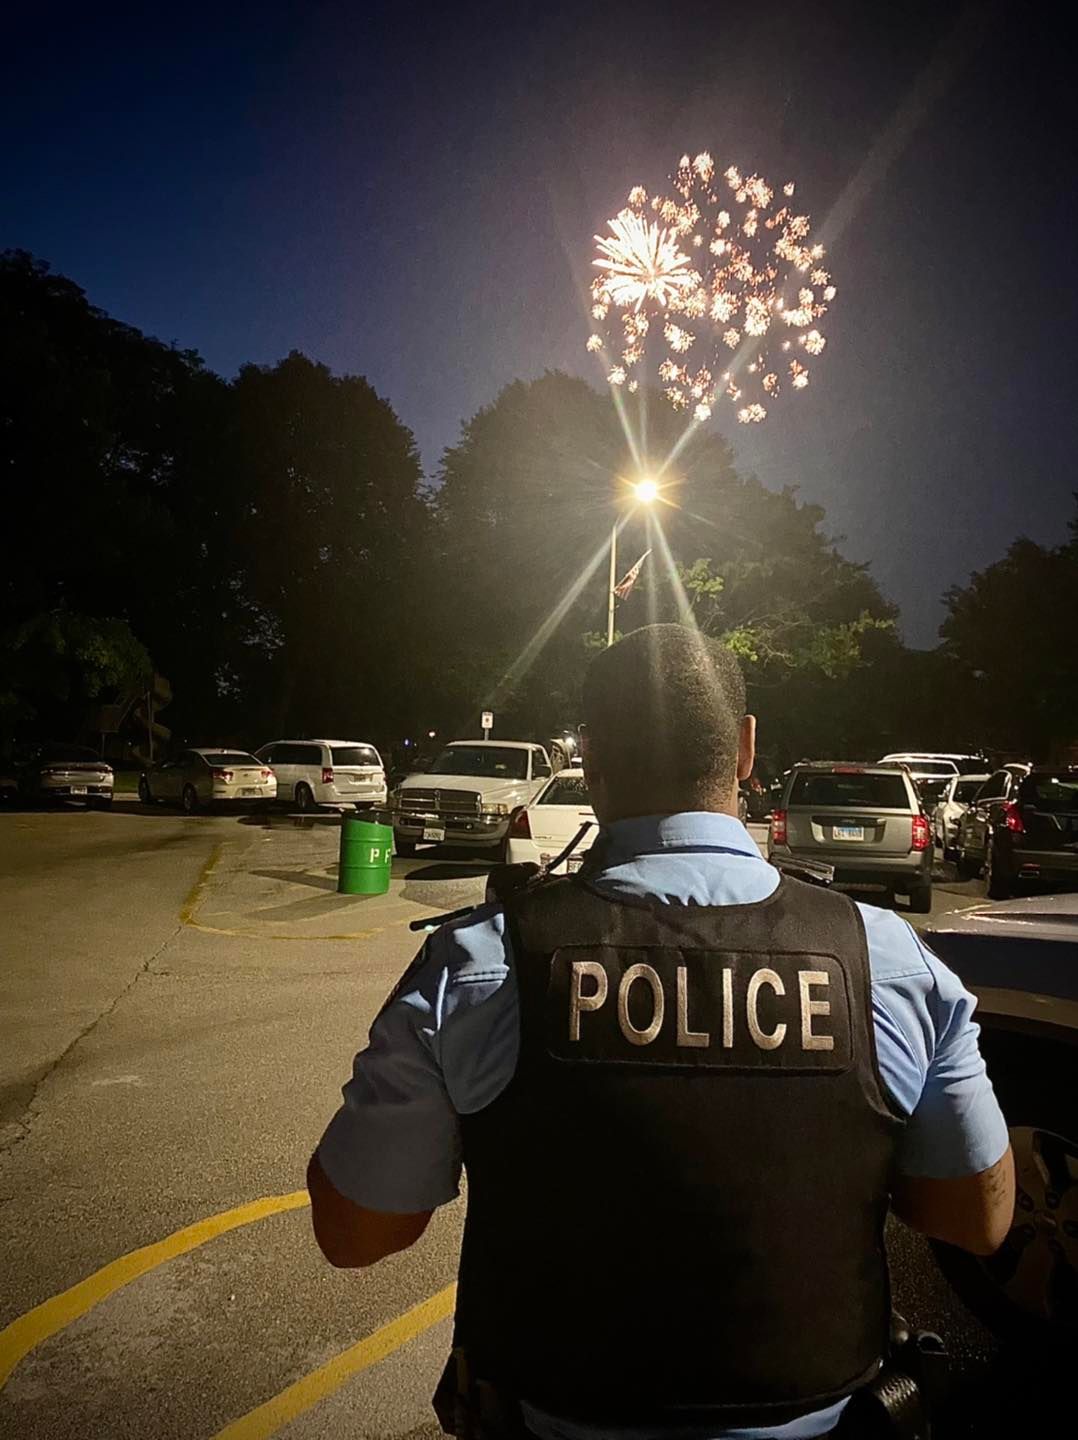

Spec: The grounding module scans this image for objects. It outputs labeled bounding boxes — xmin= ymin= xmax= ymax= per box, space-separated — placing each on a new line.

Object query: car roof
xmin=192 ymin=747 xmax=257 ymax=755
xmin=790 ymin=761 xmax=903 ymax=774
xmin=446 ymin=739 xmax=534 ymax=750
xmin=540 ymin=767 xmax=585 ymax=780
xmin=880 ymin=752 xmax=977 ymax=762
xmin=261 ymin=738 xmax=378 ymax=747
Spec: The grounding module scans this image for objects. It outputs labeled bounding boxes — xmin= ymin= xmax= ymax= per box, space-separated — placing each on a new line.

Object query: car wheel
xmin=295 ymin=783 xmax=315 ymax=813
xmin=931 ymin=1032 xmax=1078 ymax=1349
xmin=908 ymin=883 xmax=932 ymax=914
xmin=138 ymin=776 xmax=154 ymax=805
xmin=394 ymin=836 xmax=417 ymax=858
xmin=985 ymin=838 xmax=1012 ymax=900
xmin=182 ymin=784 xmax=199 ymax=815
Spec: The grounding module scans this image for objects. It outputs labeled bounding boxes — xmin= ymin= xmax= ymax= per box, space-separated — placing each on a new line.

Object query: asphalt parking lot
xmin=0 ymin=803 xmax=1064 ymax=1438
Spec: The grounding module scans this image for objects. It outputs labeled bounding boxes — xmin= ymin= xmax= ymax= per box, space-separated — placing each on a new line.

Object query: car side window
xmin=532 ymin=748 xmax=551 ymax=778
xmin=260 ymin=745 xmax=277 ymax=764
xmin=301 ymin=746 xmax=322 ymax=767
xmin=977 ymin=771 xmax=1008 ymax=801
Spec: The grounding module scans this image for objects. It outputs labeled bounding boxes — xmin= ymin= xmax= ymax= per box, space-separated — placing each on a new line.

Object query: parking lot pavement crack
xmin=0 ymin=921 xmax=185 ymax=1159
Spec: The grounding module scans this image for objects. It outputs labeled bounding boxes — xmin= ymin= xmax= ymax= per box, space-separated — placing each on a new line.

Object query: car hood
xmin=927 ymin=893 xmax=1078 ymax=942
xmin=399 ymin=773 xmax=529 ymax=802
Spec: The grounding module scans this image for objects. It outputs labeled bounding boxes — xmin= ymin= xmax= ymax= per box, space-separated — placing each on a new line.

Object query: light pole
xmin=607 ymin=478 xmax=658 ymax=647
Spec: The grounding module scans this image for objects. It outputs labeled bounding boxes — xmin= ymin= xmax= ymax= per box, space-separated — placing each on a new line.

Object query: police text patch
xmin=547 ymin=946 xmax=852 ymax=1071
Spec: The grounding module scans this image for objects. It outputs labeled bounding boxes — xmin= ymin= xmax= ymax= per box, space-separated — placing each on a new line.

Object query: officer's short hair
xmin=583 ymin=624 xmax=746 ymax=805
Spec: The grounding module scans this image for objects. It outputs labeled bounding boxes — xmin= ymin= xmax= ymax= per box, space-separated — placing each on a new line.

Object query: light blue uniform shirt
xmin=318 ymin=813 xmax=1009 ymax=1440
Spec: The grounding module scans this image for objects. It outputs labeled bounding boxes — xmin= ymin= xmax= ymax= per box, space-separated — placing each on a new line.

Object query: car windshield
xmin=1020 ymin=773 xmax=1078 ymax=813
xmin=954 ymin=778 xmax=986 ymax=802
xmin=428 ymin=745 xmax=529 ymax=779
xmin=330 ymin=745 xmax=381 ymax=768
xmin=41 ymin=745 xmax=99 ymax=763
xmin=538 ymin=775 xmax=592 ymax=806
xmin=790 ymin=772 xmax=909 ymax=808
xmin=203 ymin=752 xmax=259 ymax=768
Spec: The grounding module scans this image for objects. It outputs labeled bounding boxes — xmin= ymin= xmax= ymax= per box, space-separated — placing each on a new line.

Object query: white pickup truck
xmin=392 ymin=739 xmax=552 ymax=857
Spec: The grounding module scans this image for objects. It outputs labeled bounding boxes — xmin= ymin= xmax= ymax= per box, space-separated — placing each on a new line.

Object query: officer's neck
xmin=599 ymin=795 xmax=740 ymax=825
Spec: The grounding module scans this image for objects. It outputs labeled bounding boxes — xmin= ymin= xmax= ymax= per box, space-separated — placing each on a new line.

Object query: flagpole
xmin=606 ymin=520 xmax=617 ymax=648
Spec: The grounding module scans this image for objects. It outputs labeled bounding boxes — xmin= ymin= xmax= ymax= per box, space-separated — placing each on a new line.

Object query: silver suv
xmin=769 ymin=762 xmax=933 ymax=912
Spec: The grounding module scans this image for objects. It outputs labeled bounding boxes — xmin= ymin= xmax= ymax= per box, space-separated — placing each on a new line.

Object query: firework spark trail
xmin=589 ymin=152 xmax=836 ymax=424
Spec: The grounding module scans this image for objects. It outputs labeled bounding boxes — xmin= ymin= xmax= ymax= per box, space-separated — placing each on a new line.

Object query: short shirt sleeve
xmin=860 ymin=904 xmax=1010 ymax=1180
xmin=315 ymin=905 xmax=519 ymax=1212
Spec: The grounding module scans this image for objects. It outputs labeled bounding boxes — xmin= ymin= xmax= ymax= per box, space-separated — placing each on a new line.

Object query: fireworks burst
xmin=588 ymin=153 xmax=836 ymax=423
xmin=592 ymin=210 xmax=698 ymax=313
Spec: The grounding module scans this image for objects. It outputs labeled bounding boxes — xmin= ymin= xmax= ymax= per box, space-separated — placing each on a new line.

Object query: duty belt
xmin=434 ymin=1318 xmax=948 ymax=1440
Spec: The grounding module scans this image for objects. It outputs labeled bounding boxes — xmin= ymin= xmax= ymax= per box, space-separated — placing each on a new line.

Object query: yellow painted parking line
xmin=179 ymin=842 xmax=439 ymax=941
xmin=212 ymin=1283 xmax=457 ymax=1440
xmin=0 ymin=1191 xmax=310 ymax=1390
xmin=180 ymin=840 xmax=225 ymax=925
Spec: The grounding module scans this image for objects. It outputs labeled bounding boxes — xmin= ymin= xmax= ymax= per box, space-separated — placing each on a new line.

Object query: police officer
xmin=308 ymin=625 xmax=1014 ymax=1439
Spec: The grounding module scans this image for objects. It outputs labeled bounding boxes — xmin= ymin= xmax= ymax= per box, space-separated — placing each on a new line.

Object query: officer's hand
xmin=485 ymin=862 xmax=540 ymax=905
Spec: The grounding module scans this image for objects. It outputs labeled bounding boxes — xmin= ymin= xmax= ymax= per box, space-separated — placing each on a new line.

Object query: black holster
xmin=434 ymin=1349 xmax=531 ymax=1440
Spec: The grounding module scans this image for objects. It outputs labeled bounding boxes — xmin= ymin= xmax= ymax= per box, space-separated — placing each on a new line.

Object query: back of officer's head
xmin=582 ymin=624 xmax=748 ymax=821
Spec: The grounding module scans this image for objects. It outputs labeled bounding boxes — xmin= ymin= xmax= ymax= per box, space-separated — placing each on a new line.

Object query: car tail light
xmin=771 ymin=809 xmax=787 ymax=845
xmin=260 ymin=769 xmax=272 ymax=780
xmin=321 ymin=767 xmax=334 ymax=785
xmin=509 ymin=807 xmax=531 ymax=839
xmin=911 ymin=814 xmax=931 ymax=851
xmin=212 ymin=769 xmax=233 ymax=782
xmin=1002 ymin=801 xmax=1025 ymax=834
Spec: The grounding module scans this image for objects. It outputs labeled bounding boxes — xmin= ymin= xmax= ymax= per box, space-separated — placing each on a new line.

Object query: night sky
xmin=4 ymin=1 xmax=1074 ymax=645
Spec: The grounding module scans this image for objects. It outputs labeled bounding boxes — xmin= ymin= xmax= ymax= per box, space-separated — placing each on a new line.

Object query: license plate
xmin=241 ymin=787 xmax=260 ymax=796
xmin=422 ymin=825 xmax=445 ymax=842
xmin=833 ymin=824 xmax=864 ymax=841
xmin=70 ymin=785 xmax=88 ymax=795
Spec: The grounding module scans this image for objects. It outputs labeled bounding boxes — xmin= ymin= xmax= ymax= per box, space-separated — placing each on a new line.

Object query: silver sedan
xmin=139 ymin=748 xmax=277 ymax=813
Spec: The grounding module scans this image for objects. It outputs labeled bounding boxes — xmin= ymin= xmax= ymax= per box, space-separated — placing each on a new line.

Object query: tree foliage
xmin=940 ymin=515 xmax=1078 ymax=760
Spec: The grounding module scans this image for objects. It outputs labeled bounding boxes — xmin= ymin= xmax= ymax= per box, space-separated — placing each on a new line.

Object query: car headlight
xmin=486 ymin=803 xmax=511 ymax=816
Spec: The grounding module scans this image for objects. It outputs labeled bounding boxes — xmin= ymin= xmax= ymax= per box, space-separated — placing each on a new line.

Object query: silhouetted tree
xmin=940 ymin=511 xmax=1078 ymax=760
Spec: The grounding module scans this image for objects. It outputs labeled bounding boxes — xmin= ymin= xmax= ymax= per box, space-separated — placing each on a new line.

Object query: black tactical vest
xmin=453 ymin=873 xmax=906 ymax=1429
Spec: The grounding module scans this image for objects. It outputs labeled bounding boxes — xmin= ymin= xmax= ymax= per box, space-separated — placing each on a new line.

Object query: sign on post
xmin=481 ymin=710 xmax=494 ymax=738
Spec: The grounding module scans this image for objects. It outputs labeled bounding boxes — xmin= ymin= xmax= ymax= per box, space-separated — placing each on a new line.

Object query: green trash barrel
xmin=338 ymin=814 xmax=394 ymax=895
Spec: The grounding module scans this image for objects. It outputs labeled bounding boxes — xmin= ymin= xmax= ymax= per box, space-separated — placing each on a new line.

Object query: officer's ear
xmin=736 ymin=714 xmax=756 ymax=783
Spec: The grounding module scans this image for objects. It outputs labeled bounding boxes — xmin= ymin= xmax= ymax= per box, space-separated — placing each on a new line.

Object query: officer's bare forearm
xmin=891 ymin=1146 xmax=1015 ymax=1256
xmin=306 ymin=1153 xmax=433 ymax=1268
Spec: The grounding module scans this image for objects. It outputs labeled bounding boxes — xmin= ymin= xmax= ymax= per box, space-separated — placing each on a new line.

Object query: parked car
xmin=769 ymin=761 xmax=933 ymax=912
xmin=879 ymin=752 xmax=961 ymax=787
xmin=17 ymin=743 xmax=114 ymax=808
xmin=255 ymin=739 xmax=387 ymax=812
xmin=139 ymin=748 xmax=276 ymax=813
xmin=954 ymin=764 xmax=1031 ymax=887
xmin=924 ymin=895 xmax=1078 ymax=1342
xmin=932 ymin=773 xmax=990 ymax=860
xmin=392 ymin=739 xmax=552 ymax=857
xmin=958 ymin=766 xmax=1078 ymax=898
xmin=506 ymin=768 xmax=597 ymax=869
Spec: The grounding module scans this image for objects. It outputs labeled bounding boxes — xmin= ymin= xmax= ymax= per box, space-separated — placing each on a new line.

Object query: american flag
xmin=612 ymin=549 xmax=651 ymax=600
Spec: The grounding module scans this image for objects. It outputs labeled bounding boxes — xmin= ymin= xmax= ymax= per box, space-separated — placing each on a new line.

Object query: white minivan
xmin=256 ymin=739 xmax=387 ymax=812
